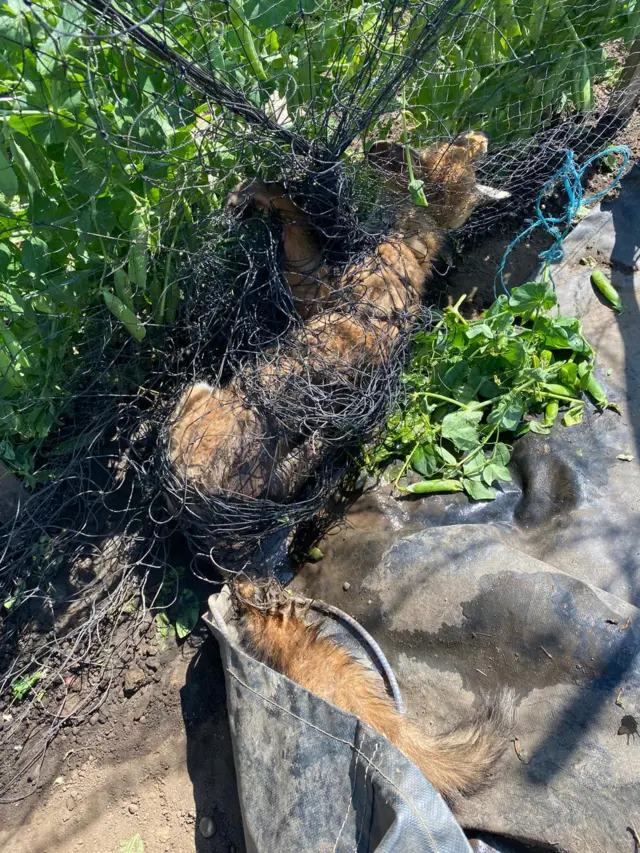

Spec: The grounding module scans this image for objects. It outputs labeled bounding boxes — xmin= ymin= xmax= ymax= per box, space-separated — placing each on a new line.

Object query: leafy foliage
xmin=11 ymin=668 xmax=45 ymax=701
xmin=369 ymin=282 xmax=616 ymax=500
xmin=0 ymin=0 xmax=633 ymax=473
xmin=119 ymin=835 xmax=145 ymax=853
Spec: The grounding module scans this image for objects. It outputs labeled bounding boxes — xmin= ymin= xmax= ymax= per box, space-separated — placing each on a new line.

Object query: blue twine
xmin=494 ymin=144 xmax=632 ymax=298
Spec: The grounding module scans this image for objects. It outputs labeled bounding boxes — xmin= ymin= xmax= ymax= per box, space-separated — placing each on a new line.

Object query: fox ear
xmin=451 ymin=130 xmax=489 ymax=163
xmin=418 ymin=131 xmax=489 ymax=172
xmin=367 ymin=140 xmax=420 ymax=180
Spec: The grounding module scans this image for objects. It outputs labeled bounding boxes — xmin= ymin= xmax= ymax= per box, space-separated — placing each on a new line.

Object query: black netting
xmin=0 ymin=0 xmax=637 ymax=799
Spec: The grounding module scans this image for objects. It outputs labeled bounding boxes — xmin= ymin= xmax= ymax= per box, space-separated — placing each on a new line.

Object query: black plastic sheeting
xmin=205 ymin=163 xmax=640 ymax=853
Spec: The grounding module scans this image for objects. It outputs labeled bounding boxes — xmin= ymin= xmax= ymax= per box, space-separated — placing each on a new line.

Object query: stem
xmin=393 ymin=443 xmax=419 ymax=491
xmin=431 ymin=293 xmax=467 ymax=335
xmin=400 ymin=88 xmax=416 ymax=186
xmin=454 ymin=426 xmax=499 ymax=471
xmin=420 ymin=392 xmax=471 ymax=409
xmin=545 ymin=393 xmax=584 ymax=404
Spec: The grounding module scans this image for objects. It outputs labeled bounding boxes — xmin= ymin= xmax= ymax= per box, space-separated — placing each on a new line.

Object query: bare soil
xmin=0 ymin=634 xmax=245 ymax=853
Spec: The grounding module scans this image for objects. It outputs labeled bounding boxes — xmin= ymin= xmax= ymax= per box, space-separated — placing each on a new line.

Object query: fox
xmin=168 ymin=132 xmax=491 ymax=502
xmin=233 ymin=577 xmax=516 ymax=807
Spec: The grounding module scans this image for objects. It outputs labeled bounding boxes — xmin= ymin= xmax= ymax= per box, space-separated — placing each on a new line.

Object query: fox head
xmin=367 ymin=131 xmax=505 ymax=232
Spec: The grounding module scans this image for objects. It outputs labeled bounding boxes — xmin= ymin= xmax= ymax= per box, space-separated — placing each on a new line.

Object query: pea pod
xmin=228 ymin=0 xmax=268 ymax=83
xmin=591 ymin=269 xmax=623 ymax=312
xmin=102 ymin=290 xmax=146 ymax=342
xmin=542 ymin=383 xmax=578 ymax=399
xmin=574 ymin=53 xmax=593 ymax=113
xmin=128 ymin=214 xmax=148 ymax=292
xmin=113 ymin=269 xmax=134 ymax=310
xmin=0 ymin=147 xmax=18 ymax=198
xmin=404 ymin=479 xmax=464 ymax=495
xmin=585 ymin=374 xmax=608 ymax=408
xmin=163 ymin=282 xmax=181 ymax=324
xmin=544 ymin=400 xmax=559 ymax=426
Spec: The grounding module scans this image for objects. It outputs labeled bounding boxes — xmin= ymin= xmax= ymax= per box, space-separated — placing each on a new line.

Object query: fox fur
xmin=169 ymin=132 xmax=490 ymax=501
xmin=234 ymin=579 xmax=516 ymax=807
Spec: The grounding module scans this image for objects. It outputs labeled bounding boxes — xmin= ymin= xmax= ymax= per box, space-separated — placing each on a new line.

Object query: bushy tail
xmin=234 ymin=579 xmax=516 ymax=806
xmin=393 ymin=692 xmax=516 ymax=805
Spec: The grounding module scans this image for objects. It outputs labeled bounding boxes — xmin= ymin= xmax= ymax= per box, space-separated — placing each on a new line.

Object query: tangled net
xmin=0 ymin=0 xmax=637 ymax=799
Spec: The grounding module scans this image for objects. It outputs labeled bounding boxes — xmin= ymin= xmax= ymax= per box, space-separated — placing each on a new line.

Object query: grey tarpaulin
xmin=203 ymin=586 xmax=475 ymax=853
xmin=292 ymin=163 xmax=640 ymax=853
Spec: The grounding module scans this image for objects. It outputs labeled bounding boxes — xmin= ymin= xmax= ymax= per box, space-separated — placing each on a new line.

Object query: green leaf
xmin=441 ymin=409 xmax=482 ymax=452
xmin=11 ymin=670 xmax=45 ymax=702
xmin=537 ymin=316 xmax=591 ymax=353
xmin=411 ymin=445 xmax=438 ymax=477
xmin=466 ymin=323 xmax=494 ymax=340
xmin=528 ymin=420 xmax=552 ymax=434
xmin=494 ymin=442 xmax=511 ymax=466
xmin=487 ymin=393 xmax=524 ymax=431
xmin=436 ymin=445 xmax=458 ymax=465
xmin=559 ymin=362 xmax=579 ymax=390
xmin=483 ymin=297 xmax=514 ymax=333
xmin=508 ymin=281 xmax=557 ymax=314
xmin=462 ymin=452 xmax=485 ymax=476
xmin=563 ymin=406 xmax=584 ymax=427
xmin=482 ymin=462 xmax=512 ymax=485
xmin=462 ymin=477 xmax=496 ymax=501
xmin=0 ymin=147 xmax=18 ymax=197
xmin=21 ymin=237 xmax=49 ymax=275
xmin=154 ymin=611 xmax=173 ymax=639
xmin=120 ymin=835 xmax=145 ymax=853
xmin=0 ymin=243 xmax=12 ymax=275
xmin=175 ymin=589 xmax=199 ymax=639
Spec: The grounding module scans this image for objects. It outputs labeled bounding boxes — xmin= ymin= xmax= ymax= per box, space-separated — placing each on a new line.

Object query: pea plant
xmin=0 ymin=0 xmax=634 ymax=476
xmin=368 ymin=281 xmax=618 ymax=500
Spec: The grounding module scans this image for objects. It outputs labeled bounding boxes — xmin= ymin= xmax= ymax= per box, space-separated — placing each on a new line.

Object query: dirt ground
xmin=0 ymin=635 xmax=244 ymax=853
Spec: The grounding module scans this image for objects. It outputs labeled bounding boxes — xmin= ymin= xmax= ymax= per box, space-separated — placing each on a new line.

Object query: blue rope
xmin=494 ymin=145 xmax=632 ymax=298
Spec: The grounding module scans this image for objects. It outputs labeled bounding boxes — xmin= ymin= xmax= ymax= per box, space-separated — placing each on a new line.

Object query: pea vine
xmin=368 ymin=280 xmax=618 ymax=500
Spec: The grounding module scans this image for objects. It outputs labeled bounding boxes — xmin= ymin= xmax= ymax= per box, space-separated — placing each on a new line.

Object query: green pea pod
xmin=404 ymin=479 xmax=464 ymax=495
xmin=591 ymin=269 xmax=623 ymax=312
xmin=542 ymin=383 xmax=578 ymax=399
xmin=9 ymin=139 xmax=40 ymax=191
xmin=114 ymin=269 xmax=134 ymax=310
xmin=128 ymin=215 xmax=148 ymax=292
xmin=163 ymin=282 xmax=181 ymax=324
xmin=409 ymin=178 xmax=428 ymax=208
xmin=585 ymin=373 xmax=608 ymax=408
xmin=0 ymin=322 xmax=29 ymax=370
xmin=575 ymin=54 xmax=593 ymax=112
xmin=544 ymin=400 xmax=559 ymax=426
xmin=0 ymin=147 xmax=18 ymax=198
xmin=228 ymin=0 xmax=268 ymax=83
xmin=102 ymin=289 xmax=146 ymax=342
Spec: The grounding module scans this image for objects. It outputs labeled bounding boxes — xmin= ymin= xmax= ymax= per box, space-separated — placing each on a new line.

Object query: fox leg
xmin=227 ymin=181 xmax=329 ymax=316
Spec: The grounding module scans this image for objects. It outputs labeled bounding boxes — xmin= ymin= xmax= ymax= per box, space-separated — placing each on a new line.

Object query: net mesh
xmin=0 ymin=0 xmax=637 ymax=798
